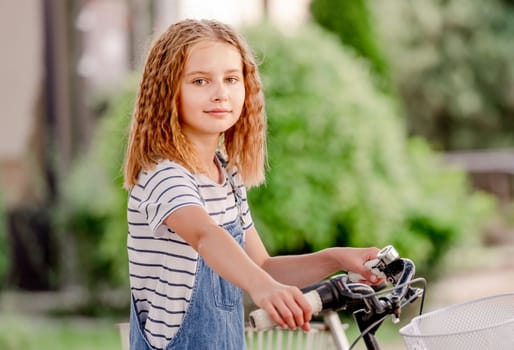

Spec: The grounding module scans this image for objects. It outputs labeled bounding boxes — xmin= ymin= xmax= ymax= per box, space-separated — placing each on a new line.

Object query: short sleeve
xmin=131 ymin=161 xmax=204 ymax=236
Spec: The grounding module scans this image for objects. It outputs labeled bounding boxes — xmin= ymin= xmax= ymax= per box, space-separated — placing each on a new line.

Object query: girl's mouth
xmin=205 ymin=109 xmax=231 ymax=116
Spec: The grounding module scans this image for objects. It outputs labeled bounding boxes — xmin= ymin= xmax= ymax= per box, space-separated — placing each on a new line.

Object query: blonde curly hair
xmin=123 ymin=19 xmax=266 ymax=189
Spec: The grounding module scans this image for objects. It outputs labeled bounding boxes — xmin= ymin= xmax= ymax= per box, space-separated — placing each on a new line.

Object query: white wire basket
xmin=400 ymin=293 xmax=514 ymax=350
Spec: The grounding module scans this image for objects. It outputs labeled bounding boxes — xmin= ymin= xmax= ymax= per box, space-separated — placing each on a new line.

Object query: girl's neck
xmin=189 ymin=135 xmax=222 ymax=183
xmin=193 ymin=140 xmax=218 ymax=165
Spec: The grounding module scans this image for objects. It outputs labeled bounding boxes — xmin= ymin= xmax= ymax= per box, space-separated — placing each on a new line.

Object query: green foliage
xmin=244 ymin=23 xmax=494 ymax=274
xmin=57 ymin=76 xmax=136 ymax=293
xmin=309 ymin=0 xmax=391 ymax=90
xmin=0 ymin=315 xmax=121 ymax=350
xmin=370 ymin=0 xmax=514 ymax=150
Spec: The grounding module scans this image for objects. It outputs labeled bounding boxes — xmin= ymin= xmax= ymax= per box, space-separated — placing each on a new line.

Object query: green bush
xmin=243 ymin=23 xmax=494 ymax=275
xmin=57 ymin=76 xmax=136 ymax=295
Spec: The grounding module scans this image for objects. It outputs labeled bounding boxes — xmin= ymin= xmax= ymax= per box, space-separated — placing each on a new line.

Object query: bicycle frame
xmin=323 ymin=311 xmax=351 ymax=350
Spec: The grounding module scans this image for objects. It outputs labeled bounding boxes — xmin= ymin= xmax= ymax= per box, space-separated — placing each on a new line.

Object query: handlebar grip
xmin=248 ymin=290 xmax=323 ymax=330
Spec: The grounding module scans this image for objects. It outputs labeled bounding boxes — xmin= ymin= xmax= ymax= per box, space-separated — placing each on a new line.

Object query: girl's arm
xmin=244 ymin=226 xmax=380 ymax=288
xmin=164 ymin=206 xmax=312 ymax=330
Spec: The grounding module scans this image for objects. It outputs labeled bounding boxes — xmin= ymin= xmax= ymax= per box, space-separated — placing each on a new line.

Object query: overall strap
xmin=216 ymin=151 xmax=245 ymax=226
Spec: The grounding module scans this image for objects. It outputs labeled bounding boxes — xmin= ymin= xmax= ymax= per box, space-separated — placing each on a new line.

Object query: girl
xmin=123 ymin=18 xmax=381 ymax=350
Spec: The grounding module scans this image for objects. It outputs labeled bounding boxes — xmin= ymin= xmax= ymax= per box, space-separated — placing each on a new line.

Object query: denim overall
xmin=130 ymin=156 xmax=247 ymax=350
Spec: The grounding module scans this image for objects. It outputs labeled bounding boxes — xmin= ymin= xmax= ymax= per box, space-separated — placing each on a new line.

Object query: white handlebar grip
xmin=248 ymin=290 xmax=323 ymax=330
xmin=347 ymin=258 xmax=385 ymax=282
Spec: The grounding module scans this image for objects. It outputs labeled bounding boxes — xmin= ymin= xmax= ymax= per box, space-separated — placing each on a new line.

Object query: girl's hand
xmin=249 ymin=279 xmax=313 ymax=331
xmin=332 ymin=247 xmax=386 ymax=285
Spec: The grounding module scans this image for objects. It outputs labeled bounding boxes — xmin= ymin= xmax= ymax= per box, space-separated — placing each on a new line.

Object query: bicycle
xmin=247 ymin=245 xmax=426 ymax=350
xmin=118 ymin=245 xmax=514 ymax=349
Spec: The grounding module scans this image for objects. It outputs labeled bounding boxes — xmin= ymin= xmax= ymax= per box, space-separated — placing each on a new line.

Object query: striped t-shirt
xmin=127 ymin=159 xmax=253 ymax=349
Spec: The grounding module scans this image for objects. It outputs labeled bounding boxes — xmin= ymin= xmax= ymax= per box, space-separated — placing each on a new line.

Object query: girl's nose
xmin=210 ymin=82 xmax=229 ymax=102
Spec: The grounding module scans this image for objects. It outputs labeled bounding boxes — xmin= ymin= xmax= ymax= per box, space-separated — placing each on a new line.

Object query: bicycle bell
xmin=377 ymin=245 xmax=400 ymax=266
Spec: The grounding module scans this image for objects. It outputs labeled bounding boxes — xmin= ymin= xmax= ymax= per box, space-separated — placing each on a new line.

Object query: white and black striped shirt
xmin=127 ymin=159 xmax=253 ymax=349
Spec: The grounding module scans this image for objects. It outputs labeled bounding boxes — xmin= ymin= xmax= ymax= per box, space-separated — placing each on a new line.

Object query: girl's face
xmin=179 ymin=41 xmax=245 ymax=142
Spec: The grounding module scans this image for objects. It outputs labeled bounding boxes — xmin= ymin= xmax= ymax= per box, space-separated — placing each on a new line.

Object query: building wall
xmin=0 ymin=0 xmax=45 ymax=209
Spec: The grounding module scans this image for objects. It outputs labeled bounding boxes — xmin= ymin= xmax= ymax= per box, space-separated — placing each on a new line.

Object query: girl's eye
xmin=225 ymin=76 xmax=239 ymax=84
xmin=192 ymin=79 xmax=207 ymax=86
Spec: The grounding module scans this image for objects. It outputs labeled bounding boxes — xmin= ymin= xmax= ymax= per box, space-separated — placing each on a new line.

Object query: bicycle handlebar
xmin=249 ymin=246 xmax=425 ymax=335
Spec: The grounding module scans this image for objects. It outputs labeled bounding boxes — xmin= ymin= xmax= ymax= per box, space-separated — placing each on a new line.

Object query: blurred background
xmin=0 ymin=0 xmax=513 ymax=349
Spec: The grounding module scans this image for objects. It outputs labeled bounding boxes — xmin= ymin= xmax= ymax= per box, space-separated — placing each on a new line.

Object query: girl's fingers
xmin=275 ymin=299 xmax=298 ymax=329
xmin=277 ymin=288 xmax=312 ymax=329
xmin=260 ymin=286 xmax=314 ymax=330
xmin=295 ymin=289 xmax=313 ymax=323
xmin=261 ymin=300 xmax=287 ymax=329
xmin=301 ymin=321 xmax=311 ymax=332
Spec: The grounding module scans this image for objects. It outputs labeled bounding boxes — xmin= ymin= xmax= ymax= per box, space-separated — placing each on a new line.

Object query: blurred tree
xmin=127 ymin=0 xmax=154 ymax=69
xmin=0 ymin=191 xmax=8 ymax=290
xmin=370 ymin=0 xmax=514 ymax=150
xmin=244 ymin=23 xmax=494 ymax=275
xmin=310 ymin=0 xmax=391 ymax=91
xmin=55 ymin=76 xmax=136 ymax=310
